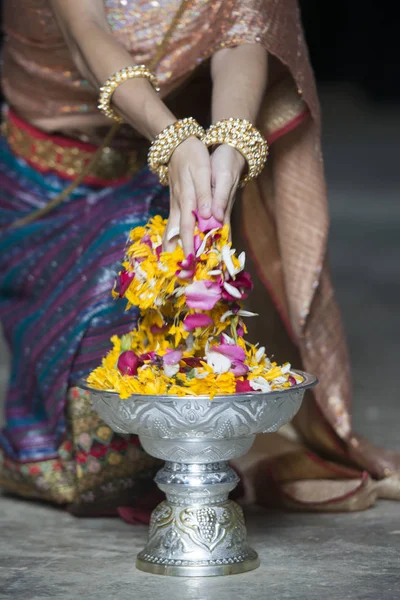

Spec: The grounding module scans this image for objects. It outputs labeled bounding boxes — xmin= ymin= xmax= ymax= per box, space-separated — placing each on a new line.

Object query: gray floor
xmin=1 ymin=85 xmax=400 ymax=599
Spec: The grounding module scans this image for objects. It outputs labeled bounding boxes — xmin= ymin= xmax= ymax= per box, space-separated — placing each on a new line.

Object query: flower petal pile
xmin=88 ymin=214 xmax=303 ymax=399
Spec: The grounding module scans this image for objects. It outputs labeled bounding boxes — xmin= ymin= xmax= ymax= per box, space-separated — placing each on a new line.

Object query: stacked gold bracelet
xmin=148 ymin=118 xmax=206 ymax=186
xmin=204 ymin=118 xmax=268 ymax=187
xmin=98 ymin=65 xmax=160 ymax=123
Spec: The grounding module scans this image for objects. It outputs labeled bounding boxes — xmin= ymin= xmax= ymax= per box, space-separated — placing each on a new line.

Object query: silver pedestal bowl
xmin=82 ymin=370 xmax=317 ymax=577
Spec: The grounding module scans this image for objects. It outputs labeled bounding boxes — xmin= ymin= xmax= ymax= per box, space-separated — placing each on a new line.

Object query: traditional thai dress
xmin=0 ymin=0 xmax=398 ymax=520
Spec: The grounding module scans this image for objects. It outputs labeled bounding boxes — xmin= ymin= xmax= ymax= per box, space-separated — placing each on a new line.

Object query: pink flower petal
xmin=155 ymin=245 xmax=162 ymax=259
xmin=176 ymin=268 xmax=195 ymax=280
xmin=193 ymin=210 xmax=222 ymax=233
xmin=117 ymin=351 xmax=140 ymax=376
xmin=222 ymin=271 xmax=253 ymax=301
xmin=150 ymin=324 xmax=168 ymax=334
xmin=140 ymin=234 xmax=152 ymax=248
xmin=235 ymin=379 xmax=253 ymax=393
xmin=183 ymin=313 xmax=214 ymax=331
xmin=178 ymin=253 xmax=195 ymax=269
xmin=288 ymin=375 xmax=297 ymax=387
xmin=194 ymin=234 xmax=202 ymax=253
xmin=185 ymin=280 xmax=222 ymax=310
xmin=234 ymin=271 xmax=253 ymax=290
xmin=163 ymin=349 xmax=183 ymax=366
xmin=182 ymin=357 xmax=202 ymax=368
xmin=139 ymin=351 xmax=156 ymax=361
xmin=118 ymin=270 xmax=135 ymax=297
xmin=230 ymin=362 xmax=249 ymax=376
xmin=213 ymin=344 xmax=246 ymax=362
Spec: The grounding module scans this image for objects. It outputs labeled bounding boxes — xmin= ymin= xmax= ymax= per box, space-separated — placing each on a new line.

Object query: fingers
xmin=193 ymin=165 xmax=213 ymax=221
xmin=163 ymin=207 xmax=180 ymax=252
xmin=212 ymin=171 xmax=237 ymax=223
xmin=179 ymin=193 xmax=196 ymax=257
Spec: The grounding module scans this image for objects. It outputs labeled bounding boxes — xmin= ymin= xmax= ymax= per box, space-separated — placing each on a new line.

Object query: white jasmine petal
xmin=273 ymin=376 xmax=287 ymax=385
xmin=194 ymin=369 xmax=209 ymax=379
xmin=255 ymin=346 xmax=265 ymax=363
xmin=220 ymin=310 xmax=234 ymax=323
xmin=221 ymin=333 xmax=235 ymax=345
xmin=186 ymin=333 xmax=194 ymax=351
xmin=221 ymin=245 xmax=236 ymax=277
xmin=206 ymin=351 xmax=231 ymax=374
xmin=238 ymin=251 xmax=246 ymax=270
xmin=166 ymin=226 xmax=180 ymax=242
xmin=163 ymin=364 xmax=180 ymax=378
xmin=250 ymin=377 xmax=271 ymax=393
xmin=281 ymin=363 xmax=291 ymax=374
xmin=237 ymin=309 xmax=258 ymax=318
xmin=223 ymin=281 xmax=242 ymax=299
xmin=196 ymin=228 xmax=218 ymax=257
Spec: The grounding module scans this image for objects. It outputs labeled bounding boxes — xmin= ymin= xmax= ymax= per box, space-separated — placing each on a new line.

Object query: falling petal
xmin=221 ymin=245 xmax=236 ymax=278
xmin=193 ymin=210 xmax=223 ymax=233
xmin=140 ymin=234 xmax=152 ymax=248
xmin=196 ymin=228 xmax=219 ymax=257
xmin=178 ymin=253 xmax=195 ymax=269
xmin=237 ymin=310 xmax=258 ymax=318
xmin=238 ymin=251 xmax=246 ymax=270
xmin=150 ymin=324 xmax=168 ymax=334
xmin=220 ymin=310 xmax=234 ymax=323
xmin=194 ymin=234 xmax=202 ymax=253
xmin=185 ymin=280 xmax=222 ymax=310
xmin=221 ymin=333 xmax=235 ymax=345
xmin=118 ymin=270 xmax=135 ymax=297
xmin=223 ymin=281 xmax=242 ymax=299
xmin=176 ymin=268 xmax=195 ymax=280
xmin=183 ymin=313 xmax=214 ymax=331
xmin=166 ymin=226 xmax=180 ymax=242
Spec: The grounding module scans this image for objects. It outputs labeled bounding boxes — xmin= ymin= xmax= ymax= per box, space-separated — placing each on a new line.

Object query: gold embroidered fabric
xmin=2 ymin=115 xmax=144 ymax=181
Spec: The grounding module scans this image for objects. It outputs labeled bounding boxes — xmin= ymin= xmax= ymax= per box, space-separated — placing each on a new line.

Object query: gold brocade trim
xmin=2 ymin=117 xmax=145 ymax=182
xmin=261 ymin=77 xmax=308 ymax=140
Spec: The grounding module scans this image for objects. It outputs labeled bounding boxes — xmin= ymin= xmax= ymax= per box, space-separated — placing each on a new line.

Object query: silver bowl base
xmin=136 ymin=551 xmax=260 ymax=577
xmin=136 ymin=498 xmax=259 ymax=577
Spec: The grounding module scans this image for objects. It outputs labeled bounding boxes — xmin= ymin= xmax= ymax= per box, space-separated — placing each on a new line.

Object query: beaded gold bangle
xmin=204 ymin=118 xmax=269 ymax=187
xmin=148 ymin=118 xmax=206 ymax=186
xmin=98 ymin=65 xmax=160 ymax=123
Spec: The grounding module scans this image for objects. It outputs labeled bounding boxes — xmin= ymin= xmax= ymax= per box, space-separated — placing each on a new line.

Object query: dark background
xmin=301 ymin=1 xmax=399 ymax=101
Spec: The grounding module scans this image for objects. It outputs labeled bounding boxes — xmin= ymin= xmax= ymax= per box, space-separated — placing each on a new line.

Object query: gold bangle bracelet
xmin=98 ymin=65 xmax=160 ymax=123
xmin=148 ymin=118 xmax=206 ymax=186
xmin=204 ymin=118 xmax=268 ymax=187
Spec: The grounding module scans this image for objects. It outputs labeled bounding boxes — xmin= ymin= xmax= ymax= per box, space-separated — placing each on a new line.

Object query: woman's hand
xmin=210 ymin=144 xmax=246 ymax=224
xmin=163 ymin=137 xmax=213 ymax=256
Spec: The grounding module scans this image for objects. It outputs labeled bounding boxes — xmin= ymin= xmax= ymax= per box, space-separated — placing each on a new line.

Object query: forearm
xmin=211 ymin=44 xmax=268 ymax=124
xmin=50 ymin=0 xmax=175 ymax=140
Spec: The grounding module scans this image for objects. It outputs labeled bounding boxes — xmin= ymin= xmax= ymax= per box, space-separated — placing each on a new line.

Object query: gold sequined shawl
xmin=2 ymin=0 xmax=399 ymax=510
